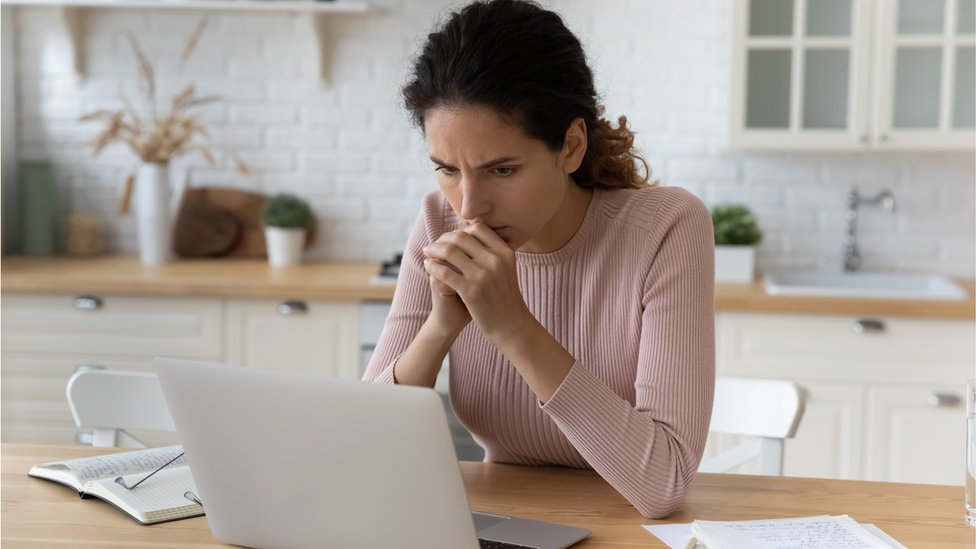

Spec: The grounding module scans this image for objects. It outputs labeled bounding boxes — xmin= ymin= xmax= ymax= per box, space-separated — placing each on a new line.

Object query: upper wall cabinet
xmin=730 ymin=0 xmax=976 ymax=150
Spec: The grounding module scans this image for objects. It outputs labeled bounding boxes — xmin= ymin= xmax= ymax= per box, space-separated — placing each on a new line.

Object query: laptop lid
xmin=155 ymin=358 xmax=479 ymax=549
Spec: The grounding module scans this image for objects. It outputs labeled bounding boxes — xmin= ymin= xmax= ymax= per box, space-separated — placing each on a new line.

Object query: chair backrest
xmin=698 ymin=376 xmax=805 ymax=476
xmin=66 ymin=369 xmax=175 ymax=448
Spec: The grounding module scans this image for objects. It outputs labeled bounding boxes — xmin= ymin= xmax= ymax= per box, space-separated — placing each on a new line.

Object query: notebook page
xmin=691 ymin=515 xmax=896 ymax=549
xmin=88 ymin=466 xmax=198 ymax=516
xmin=49 ymin=445 xmax=186 ymax=482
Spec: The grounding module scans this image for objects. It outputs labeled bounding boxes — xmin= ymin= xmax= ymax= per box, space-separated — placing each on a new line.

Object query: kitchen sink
xmin=762 ymin=271 xmax=969 ymax=300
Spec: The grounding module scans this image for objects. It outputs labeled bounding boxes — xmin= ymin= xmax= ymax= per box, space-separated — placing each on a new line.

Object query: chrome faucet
xmin=843 ymin=188 xmax=896 ymax=272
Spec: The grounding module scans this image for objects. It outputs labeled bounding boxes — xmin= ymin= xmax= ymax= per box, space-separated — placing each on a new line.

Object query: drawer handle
xmin=852 ymin=319 xmax=885 ymax=334
xmin=277 ymin=300 xmax=308 ymax=315
xmin=927 ymin=393 xmax=961 ymax=407
xmin=72 ymin=295 xmax=103 ymax=311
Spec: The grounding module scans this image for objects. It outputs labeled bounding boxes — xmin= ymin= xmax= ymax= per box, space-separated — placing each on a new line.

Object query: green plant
xmin=262 ymin=193 xmax=312 ymax=229
xmin=711 ymin=204 xmax=762 ymax=246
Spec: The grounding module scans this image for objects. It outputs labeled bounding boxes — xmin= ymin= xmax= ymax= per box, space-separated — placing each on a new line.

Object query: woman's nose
xmin=458 ymin=177 xmax=490 ymax=221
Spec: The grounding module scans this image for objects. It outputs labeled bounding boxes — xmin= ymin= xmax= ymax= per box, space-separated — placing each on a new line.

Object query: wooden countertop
xmin=0 ymin=256 xmax=395 ymax=301
xmin=2 ymin=256 xmax=974 ymax=318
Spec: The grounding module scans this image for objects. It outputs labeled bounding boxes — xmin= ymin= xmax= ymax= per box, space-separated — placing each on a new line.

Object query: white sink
xmin=762 ymin=271 xmax=969 ymax=301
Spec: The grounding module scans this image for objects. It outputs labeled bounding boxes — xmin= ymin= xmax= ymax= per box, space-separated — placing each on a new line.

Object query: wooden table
xmin=2 ymin=444 xmax=972 ymax=548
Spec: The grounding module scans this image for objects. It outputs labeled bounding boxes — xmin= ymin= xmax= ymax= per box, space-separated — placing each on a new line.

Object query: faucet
xmin=843 ymin=187 xmax=896 ymax=272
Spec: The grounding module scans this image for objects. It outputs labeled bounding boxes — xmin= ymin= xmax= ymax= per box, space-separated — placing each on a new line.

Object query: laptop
xmin=154 ymin=358 xmax=590 ymax=549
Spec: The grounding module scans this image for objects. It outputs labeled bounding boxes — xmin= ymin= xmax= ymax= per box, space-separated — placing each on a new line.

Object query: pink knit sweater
xmin=363 ymin=185 xmax=715 ymax=518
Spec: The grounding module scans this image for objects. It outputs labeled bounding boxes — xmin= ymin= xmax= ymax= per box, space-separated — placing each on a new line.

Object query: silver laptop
xmin=154 ymin=358 xmax=590 ymax=549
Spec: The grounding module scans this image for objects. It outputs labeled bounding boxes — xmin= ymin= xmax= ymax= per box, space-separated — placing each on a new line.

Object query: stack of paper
xmin=644 ymin=515 xmax=906 ymax=549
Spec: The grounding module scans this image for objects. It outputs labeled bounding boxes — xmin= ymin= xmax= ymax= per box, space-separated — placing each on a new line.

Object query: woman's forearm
xmin=391 ymin=318 xmax=464 ymax=387
xmin=490 ymin=313 xmax=574 ymax=403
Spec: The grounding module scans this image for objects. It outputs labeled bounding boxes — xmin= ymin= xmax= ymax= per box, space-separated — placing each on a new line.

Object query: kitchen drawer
xmin=225 ymin=298 xmax=360 ymax=378
xmin=718 ymin=312 xmax=975 ymax=383
xmin=1 ymin=293 xmax=223 ymax=358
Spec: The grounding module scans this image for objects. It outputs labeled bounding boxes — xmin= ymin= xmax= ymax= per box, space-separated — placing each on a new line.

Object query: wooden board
xmin=174 ymin=187 xmax=267 ymax=258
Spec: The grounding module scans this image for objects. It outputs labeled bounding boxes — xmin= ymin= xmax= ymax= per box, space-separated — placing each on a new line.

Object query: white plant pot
xmin=715 ymin=245 xmax=756 ymax=283
xmin=135 ymin=163 xmax=172 ymax=265
xmin=265 ymin=227 xmax=305 ymax=267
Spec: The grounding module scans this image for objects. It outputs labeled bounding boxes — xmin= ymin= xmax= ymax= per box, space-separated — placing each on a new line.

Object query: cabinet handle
xmin=852 ymin=319 xmax=885 ymax=334
xmin=276 ymin=300 xmax=308 ymax=315
xmin=72 ymin=295 xmax=103 ymax=311
xmin=927 ymin=393 xmax=961 ymax=407
xmin=859 ymin=134 xmax=869 ymax=144
xmin=879 ymin=133 xmax=888 ymax=143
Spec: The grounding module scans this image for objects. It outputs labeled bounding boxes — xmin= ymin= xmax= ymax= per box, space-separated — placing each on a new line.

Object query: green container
xmin=20 ymin=160 xmax=58 ymax=256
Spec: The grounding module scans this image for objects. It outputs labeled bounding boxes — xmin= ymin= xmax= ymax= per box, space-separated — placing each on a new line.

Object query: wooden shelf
xmin=0 ymin=0 xmax=369 ymax=12
xmin=0 ymin=0 xmax=374 ymax=83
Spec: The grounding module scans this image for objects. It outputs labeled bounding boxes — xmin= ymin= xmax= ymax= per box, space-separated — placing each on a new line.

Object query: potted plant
xmin=262 ymin=193 xmax=312 ymax=267
xmin=712 ymin=204 xmax=762 ymax=283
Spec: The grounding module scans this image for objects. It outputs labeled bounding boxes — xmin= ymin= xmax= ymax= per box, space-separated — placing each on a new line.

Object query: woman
xmin=363 ymin=0 xmax=714 ymax=518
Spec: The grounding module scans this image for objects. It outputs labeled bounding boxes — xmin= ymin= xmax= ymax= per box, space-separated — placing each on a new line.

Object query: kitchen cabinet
xmin=866 ymin=384 xmax=966 ymax=484
xmin=715 ymin=311 xmax=974 ymax=484
xmin=225 ymin=298 xmax=360 ymax=378
xmin=0 ymin=292 xmax=359 ymax=445
xmin=1 ymin=293 xmax=224 ymax=445
xmin=730 ymin=0 xmax=975 ymax=150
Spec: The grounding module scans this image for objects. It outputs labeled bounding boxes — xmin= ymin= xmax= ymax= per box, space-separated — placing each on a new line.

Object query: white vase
xmin=715 ymin=245 xmax=756 ymax=283
xmin=265 ymin=227 xmax=305 ymax=267
xmin=135 ymin=163 xmax=172 ymax=265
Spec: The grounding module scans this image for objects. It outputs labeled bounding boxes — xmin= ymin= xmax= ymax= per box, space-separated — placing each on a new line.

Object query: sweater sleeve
xmin=540 ymin=190 xmax=716 ymax=518
xmin=361 ymin=193 xmax=446 ymax=384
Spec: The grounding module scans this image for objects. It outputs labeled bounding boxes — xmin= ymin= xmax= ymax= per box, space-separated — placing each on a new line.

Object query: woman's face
xmin=424 ymin=105 xmax=589 ymax=253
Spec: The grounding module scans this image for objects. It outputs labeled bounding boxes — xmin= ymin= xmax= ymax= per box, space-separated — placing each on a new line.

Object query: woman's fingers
xmin=423 ymin=256 xmax=464 ymax=290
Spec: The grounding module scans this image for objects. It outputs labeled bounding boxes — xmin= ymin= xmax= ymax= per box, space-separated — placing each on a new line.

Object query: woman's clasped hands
xmin=422 ymin=221 xmax=530 ymax=345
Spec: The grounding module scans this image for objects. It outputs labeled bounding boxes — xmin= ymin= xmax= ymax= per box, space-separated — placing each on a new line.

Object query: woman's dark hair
xmin=402 ymin=0 xmax=650 ymax=189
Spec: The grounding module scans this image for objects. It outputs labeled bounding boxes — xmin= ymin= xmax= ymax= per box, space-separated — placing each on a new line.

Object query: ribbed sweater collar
xmin=515 ymin=188 xmax=606 ymax=267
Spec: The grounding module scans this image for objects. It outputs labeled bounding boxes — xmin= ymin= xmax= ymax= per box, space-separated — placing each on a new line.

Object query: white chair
xmin=66 ymin=368 xmax=175 ymax=448
xmin=698 ymin=376 xmax=805 ymax=476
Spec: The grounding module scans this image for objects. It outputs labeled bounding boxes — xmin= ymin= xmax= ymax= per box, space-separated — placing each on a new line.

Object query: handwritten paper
xmin=54 ymin=445 xmax=186 ymax=482
xmin=644 ymin=516 xmax=906 ymax=549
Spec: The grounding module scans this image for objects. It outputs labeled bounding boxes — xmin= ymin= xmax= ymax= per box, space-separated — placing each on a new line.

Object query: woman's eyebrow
xmin=429 ymin=156 xmax=520 ymax=169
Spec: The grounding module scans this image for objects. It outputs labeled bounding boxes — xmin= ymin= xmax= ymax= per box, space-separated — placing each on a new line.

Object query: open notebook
xmin=28 ymin=445 xmax=202 ymax=525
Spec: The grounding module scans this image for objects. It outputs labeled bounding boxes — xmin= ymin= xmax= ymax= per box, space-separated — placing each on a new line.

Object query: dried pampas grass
xmin=80 ymin=18 xmax=248 ymax=173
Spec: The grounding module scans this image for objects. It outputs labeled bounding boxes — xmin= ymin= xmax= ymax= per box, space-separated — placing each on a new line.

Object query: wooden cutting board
xmin=173 ymin=187 xmax=264 ymax=257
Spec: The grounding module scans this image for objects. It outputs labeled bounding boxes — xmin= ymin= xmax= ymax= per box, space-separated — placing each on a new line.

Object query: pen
xmin=683 ymin=537 xmax=698 ymax=549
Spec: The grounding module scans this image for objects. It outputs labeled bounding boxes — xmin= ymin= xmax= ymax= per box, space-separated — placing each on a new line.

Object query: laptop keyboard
xmin=478 ymin=540 xmax=537 ymax=549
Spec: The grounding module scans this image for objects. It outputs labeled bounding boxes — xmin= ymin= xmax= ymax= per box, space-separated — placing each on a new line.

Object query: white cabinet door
xmin=731 ymin=0 xmax=873 ymax=149
xmin=783 ymin=380 xmax=865 ymax=480
xmin=874 ymin=0 xmax=976 ymax=149
xmin=225 ymin=298 xmax=360 ymax=378
xmin=866 ymin=384 xmax=968 ymax=485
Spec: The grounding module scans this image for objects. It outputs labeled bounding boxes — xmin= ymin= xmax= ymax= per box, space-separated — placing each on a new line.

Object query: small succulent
xmin=711 ymin=204 xmax=762 ymax=246
xmin=262 ymin=193 xmax=312 ymax=229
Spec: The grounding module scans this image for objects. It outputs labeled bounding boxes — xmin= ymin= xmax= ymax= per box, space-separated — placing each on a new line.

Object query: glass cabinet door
xmin=731 ymin=0 xmax=869 ymax=149
xmin=877 ymin=0 xmax=976 ymax=148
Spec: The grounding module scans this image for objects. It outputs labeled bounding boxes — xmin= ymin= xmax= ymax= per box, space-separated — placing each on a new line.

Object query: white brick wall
xmin=8 ymin=0 xmax=975 ymax=276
